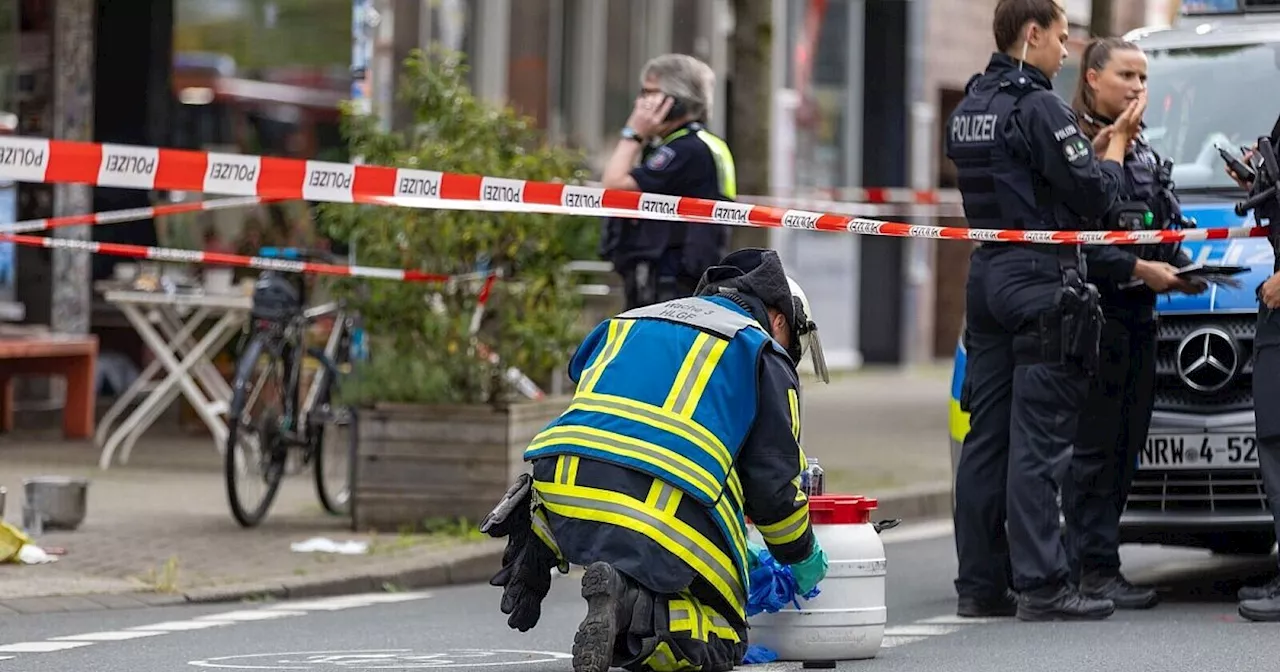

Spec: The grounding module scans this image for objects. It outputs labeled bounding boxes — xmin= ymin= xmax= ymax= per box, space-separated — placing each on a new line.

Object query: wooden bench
xmin=0 ymin=334 xmax=98 ymax=439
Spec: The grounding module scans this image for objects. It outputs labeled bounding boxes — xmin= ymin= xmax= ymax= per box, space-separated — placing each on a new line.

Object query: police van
xmin=948 ymin=0 xmax=1280 ymax=555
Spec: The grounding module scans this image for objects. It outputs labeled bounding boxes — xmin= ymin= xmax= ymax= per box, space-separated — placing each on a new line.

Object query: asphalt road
xmin=3 ymin=522 xmax=1280 ymax=671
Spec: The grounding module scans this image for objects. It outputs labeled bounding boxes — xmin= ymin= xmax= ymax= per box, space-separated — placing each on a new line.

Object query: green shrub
xmin=319 ymin=46 xmax=599 ymax=407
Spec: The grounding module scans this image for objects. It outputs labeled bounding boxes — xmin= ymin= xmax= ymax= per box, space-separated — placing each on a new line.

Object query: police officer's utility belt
xmin=979 ymin=241 xmax=1082 ymax=259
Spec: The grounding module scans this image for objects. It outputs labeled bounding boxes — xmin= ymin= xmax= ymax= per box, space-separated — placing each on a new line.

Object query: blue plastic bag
xmin=743 ymin=644 xmax=779 ymax=664
xmin=745 ymin=544 xmax=821 ymax=617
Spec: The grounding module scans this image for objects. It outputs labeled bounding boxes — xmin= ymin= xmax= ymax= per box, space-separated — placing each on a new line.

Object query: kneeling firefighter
xmin=481 ymin=248 xmax=831 ymax=672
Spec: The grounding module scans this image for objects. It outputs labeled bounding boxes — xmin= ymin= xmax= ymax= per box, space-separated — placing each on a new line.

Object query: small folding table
xmin=95 ymin=288 xmax=252 ymax=469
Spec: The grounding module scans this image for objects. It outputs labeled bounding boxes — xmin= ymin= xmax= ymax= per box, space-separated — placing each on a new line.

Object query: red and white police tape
xmin=0 ymin=231 xmax=457 ymax=282
xmin=0 ymin=195 xmax=276 ymax=235
xmin=0 ymin=134 xmax=1267 ymax=245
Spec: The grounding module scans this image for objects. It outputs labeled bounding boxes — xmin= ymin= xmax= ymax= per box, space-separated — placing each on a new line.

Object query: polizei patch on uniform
xmin=1062 ymin=135 xmax=1091 ymax=167
xmin=645 ymin=146 xmax=677 ymax=171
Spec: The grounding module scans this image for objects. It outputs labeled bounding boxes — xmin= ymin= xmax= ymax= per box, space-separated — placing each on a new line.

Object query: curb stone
xmin=0 ymin=540 xmax=507 ymax=615
xmin=0 ymin=489 xmax=954 ymax=616
xmin=865 ymin=481 xmax=953 ymax=526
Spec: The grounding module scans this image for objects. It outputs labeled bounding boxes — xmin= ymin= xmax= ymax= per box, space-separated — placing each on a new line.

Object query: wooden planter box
xmin=351 ymin=396 xmax=570 ymax=532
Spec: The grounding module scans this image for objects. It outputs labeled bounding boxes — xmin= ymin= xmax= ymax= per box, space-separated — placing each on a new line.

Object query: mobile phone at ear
xmin=663 ymin=95 xmax=687 ymax=122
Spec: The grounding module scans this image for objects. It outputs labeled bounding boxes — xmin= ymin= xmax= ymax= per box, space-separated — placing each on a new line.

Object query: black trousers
xmin=611 ymin=581 xmax=748 ymax=672
xmin=622 ymin=260 xmax=698 ymax=310
xmin=1062 ymin=306 xmax=1157 ymax=579
xmin=1252 ymin=302 xmax=1280 ymax=566
xmin=954 ymin=246 xmax=1090 ymax=597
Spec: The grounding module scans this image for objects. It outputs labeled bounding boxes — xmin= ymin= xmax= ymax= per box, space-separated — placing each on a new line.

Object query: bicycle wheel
xmin=225 ymin=331 xmax=291 ymax=527
xmin=309 ymin=331 xmax=354 ymax=516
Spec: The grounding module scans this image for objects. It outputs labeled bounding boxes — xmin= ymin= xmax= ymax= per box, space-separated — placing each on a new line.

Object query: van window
xmin=1143 ymin=40 xmax=1280 ymax=190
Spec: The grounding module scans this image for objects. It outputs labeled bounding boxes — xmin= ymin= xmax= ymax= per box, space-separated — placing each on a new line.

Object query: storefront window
xmin=787 ymin=0 xmax=849 ymax=189
xmin=171 ymin=0 xmax=353 ymax=254
xmin=172 ymin=0 xmax=350 ymax=160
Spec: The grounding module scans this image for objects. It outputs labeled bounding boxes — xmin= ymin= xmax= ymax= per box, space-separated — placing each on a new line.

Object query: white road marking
xmin=194 ymin=609 xmax=309 ymax=622
xmin=883 ymin=624 xmax=963 ymax=637
xmin=0 ymin=591 xmax=436 ymax=660
xmin=0 ymin=641 xmax=95 ymax=653
xmin=917 ymin=614 xmax=1006 ymax=625
xmin=128 ymin=620 xmax=235 ymax=632
xmin=50 ymin=631 xmax=166 ymax=642
xmin=881 ymin=635 xmax=930 ymax=648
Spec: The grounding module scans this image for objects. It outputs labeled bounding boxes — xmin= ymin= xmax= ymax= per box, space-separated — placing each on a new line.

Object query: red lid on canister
xmin=808 ymin=495 xmax=879 ymax=525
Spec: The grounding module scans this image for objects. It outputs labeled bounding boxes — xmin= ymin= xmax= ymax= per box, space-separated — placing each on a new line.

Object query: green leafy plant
xmin=319 ymin=46 xmax=599 ymax=407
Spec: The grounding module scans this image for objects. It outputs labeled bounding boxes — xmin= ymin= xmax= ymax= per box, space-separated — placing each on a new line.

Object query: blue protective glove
xmin=747 ymin=540 xmax=767 ymax=572
xmin=789 ymin=538 xmax=829 ymax=595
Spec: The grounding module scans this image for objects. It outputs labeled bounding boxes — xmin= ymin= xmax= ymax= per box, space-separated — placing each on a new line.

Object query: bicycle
xmin=224 ymin=247 xmax=365 ymax=528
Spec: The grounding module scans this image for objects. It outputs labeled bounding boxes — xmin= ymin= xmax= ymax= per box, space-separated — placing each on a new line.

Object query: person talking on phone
xmin=1058 ymin=37 xmax=1206 ymax=613
xmin=599 ymin=54 xmax=738 ymax=310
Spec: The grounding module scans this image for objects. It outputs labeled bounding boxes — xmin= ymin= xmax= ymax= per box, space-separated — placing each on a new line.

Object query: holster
xmin=479 ymin=474 xmax=567 ymax=632
xmin=1053 ymin=268 xmax=1104 ymax=375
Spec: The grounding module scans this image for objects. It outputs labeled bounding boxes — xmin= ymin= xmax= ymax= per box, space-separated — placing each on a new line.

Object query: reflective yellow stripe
xmin=787 ymin=388 xmax=801 ymax=440
xmin=530 ymin=425 xmax=721 ymax=502
xmin=537 ymin=481 xmax=745 ymax=618
xmin=665 ymin=332 xmax=711 ymax=410
xmin=756 ymin=505 xmax=810 ymax=546
xmin=663 ymin=332 xmax=729 ymax=417
xmin=555 ymin=455 xmax=580 ymax=485
xmin=949 ymin=397 xmax=970 ymax=442
xmin=669 ymin=604 xmax=697 ymax=638
xmin=696 ymin=129 xmax=738 ymax=199
xmin=578 ymin=320 xmax=634 ymax=393
xmin=793 ymin=444 xmax=808 ymax=503
xmin=703 ymin=611 xmax=739 ymax=642
xmin=669 ymin=599 xmax=702 ymax=640
xmin=727 ymin=471 xmax=744 ymax=509
xmin=572 ymin=392 xmax=730 ymax=471
xmin=713 ymin=487 xmax=747 ymax=571
xmin=644 ymin=642 xmax=694 ymax=672
xmin=644 ymin=480 xmax=683 ymax=516
xmin=662 ymin=128 xmax=691 ymax=144
xmin=529 ymin=506 xmax=569 ymax=572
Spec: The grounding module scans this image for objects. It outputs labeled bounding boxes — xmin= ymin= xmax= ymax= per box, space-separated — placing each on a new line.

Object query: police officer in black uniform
xmin=1059 ymin=37 xmax=1206 ymax=612
xmin=599 ymin=54 xmax=737 ymax=310
xmin=1228 ymin=120 xmax=1280 ymax=622
xmin=946 ymin=0 xmax=1145 ymax=622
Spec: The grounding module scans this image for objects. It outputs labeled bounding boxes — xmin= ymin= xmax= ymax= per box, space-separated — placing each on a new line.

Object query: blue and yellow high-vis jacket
xmin=525 ymin=294 xmax=815 ymax=624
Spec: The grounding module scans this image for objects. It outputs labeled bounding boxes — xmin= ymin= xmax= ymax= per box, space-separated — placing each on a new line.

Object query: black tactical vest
xmin=945 ymin=71 xmax=1041 ymax=232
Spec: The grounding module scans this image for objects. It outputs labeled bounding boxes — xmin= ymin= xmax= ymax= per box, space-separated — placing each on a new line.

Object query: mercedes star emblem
xmin=1176 ymin=327 xmax=1239 ymax=393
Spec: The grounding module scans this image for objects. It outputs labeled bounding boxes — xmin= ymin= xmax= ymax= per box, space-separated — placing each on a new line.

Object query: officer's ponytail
xmin=1071 ymin=37 xmax=1140 ymax=139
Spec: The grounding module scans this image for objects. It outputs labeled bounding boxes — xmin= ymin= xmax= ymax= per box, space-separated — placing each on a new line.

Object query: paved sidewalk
xmin=0 ymin=431 xmax=503 ymax=613
xmin=0 ymin=365 xmax=954 ymax=612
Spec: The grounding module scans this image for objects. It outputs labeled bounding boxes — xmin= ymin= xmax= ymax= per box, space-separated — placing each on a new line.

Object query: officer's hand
xmin=1113 ymin=92 xmax=1147 ymax=141
xmin=627 ymin=94 xmax=674 ymax=140
xmin=1171 ymin=276 xmax=1208 ymax=296
xmin=1226 ymin=146 xmax=1256 ymax=189
xmin=1262 ymin=272 xmax=1280 ymax=309
xmin=1133 ymin=259 xmax=1182 ymax=293
xmin=1091 ymin=126 xmax=1114 ymax=155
